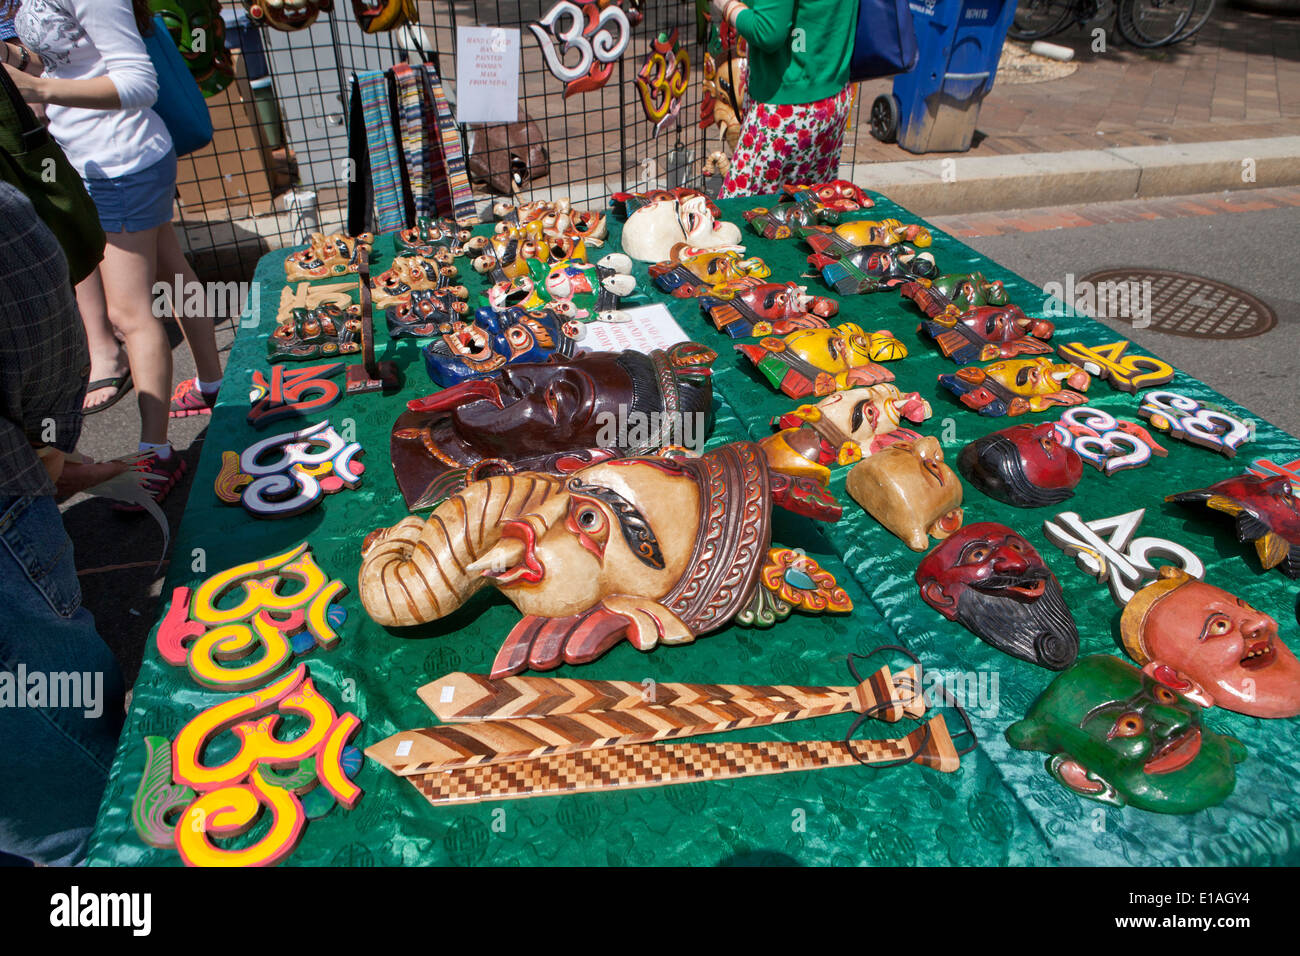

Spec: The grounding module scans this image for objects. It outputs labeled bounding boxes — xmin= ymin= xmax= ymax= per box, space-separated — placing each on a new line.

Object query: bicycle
xmin=1008 ymin=0 xmax=1214 ymax=47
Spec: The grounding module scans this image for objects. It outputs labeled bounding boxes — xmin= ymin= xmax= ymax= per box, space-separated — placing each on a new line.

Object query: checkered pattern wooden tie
xmin=368 ymin=665 xmax=928 ymax=776
xmin=405 ymin=715 xmax=960 ymax=805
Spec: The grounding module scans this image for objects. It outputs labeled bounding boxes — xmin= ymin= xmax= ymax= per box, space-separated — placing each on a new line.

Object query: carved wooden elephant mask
xmin=360 ymin=442 xmax=850 ymax=676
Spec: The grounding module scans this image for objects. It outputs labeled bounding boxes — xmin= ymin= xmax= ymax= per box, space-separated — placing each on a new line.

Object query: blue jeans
xmin=0 ymin=495 xmax=125 ymax=865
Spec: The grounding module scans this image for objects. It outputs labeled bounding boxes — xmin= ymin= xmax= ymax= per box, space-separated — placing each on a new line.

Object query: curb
xmin=853 ymin=136 xmax=1300 ymax=215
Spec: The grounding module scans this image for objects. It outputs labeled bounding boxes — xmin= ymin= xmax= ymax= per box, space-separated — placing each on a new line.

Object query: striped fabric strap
xmin=353 ymin=69 xmax=405 ymax=232
xmin=421 ymin=63 xmax=478 ymax=223
xmin=391 ymin=64 xmax=429 ymax=220
xmin=415 ymin=65 xmax=453 ymax=218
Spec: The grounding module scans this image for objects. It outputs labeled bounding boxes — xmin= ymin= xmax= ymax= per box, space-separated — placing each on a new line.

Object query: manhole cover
xmin=1078 ymin=269 xmax=1276 ymax=339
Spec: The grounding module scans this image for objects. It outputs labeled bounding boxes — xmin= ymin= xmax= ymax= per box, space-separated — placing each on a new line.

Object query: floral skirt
xmin=718 ymin=85 xmax=854 ymax=200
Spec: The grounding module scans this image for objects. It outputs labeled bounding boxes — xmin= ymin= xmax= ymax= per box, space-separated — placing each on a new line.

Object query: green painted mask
xmin=1006 ymin=655 xmax=1246 ymax=814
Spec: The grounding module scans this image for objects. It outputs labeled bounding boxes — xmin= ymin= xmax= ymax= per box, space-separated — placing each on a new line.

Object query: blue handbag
xmin=140 ymin=14 xmax=213 ymax=156
xmin=849 ymin=0 xmax=920 ymax=82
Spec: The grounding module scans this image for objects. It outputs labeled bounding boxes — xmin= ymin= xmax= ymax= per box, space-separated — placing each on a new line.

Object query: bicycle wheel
xmin=1171 ymin=0 xmax=1215 ymax=42
xmin=1008 ymin=0 xmax=1077 ymax=40
xmin=1116 ymin=0 xmax=1199 ymax=46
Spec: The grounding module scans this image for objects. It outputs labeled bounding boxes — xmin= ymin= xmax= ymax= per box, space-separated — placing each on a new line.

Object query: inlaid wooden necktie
xmin=419 ymin=667 xmax=924 ymax=722
xmin=368 ymin=665 xmax=925 ymax=776
xmin=404 ymin=715 xmax=961 ymax=806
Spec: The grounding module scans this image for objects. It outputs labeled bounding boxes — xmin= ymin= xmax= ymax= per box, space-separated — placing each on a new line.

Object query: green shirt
xmin=735 ymin=0 xmax=858 ymax=106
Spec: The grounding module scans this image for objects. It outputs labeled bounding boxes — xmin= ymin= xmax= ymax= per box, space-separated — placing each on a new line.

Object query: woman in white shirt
xmin=2 ymin=0 xmax=224 ymax=500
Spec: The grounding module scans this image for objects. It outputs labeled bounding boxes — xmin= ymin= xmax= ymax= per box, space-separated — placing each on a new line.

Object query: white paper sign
xmin=456 ymin=27 xmax=521 ymax=125
xmin=578 ymin=304 xmax=692 ymax=354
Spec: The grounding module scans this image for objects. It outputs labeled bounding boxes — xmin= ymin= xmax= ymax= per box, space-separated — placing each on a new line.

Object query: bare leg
xmin=99 ymin=227 xmax=169 ymax=447
xmin=155 ymin=223 xmax=223 ymax=385
xmin=75 ymin=268 xmax=130 ymax=410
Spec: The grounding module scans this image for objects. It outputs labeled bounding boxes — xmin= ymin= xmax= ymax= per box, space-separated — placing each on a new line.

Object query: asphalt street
xmin=956 ymin=204 xmax=1300 ymax=438
xmin=61 ymin=192 xmax=1300 ymax=686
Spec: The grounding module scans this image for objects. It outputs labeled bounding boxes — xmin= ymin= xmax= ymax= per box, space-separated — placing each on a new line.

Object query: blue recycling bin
xmin=870 ymin=0 xmax=1017 ymax=153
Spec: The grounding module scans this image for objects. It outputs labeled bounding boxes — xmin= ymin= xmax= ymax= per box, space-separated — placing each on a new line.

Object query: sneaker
xmin=170 ymin=378 xmax=217 ymax=417
xmin=111 ymin=451 xmax=188 ymax=511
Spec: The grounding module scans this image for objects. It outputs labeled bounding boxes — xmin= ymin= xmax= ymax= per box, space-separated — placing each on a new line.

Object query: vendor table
xmin=88 ymin=193 xmax=1300 ymax=866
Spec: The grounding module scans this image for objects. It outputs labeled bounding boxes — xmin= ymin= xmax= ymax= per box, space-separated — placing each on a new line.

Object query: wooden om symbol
xmin=636 ymin=29 xmax=690 ymax=133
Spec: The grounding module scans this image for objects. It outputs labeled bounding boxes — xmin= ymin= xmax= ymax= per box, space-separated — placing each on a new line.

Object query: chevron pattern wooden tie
xmin=404 ymin=715 xmax=960 ymax=806
xmin=418 ymin=666 xmax=924 ymax=723
xmin=369 ymin=665 xmax=927 ymax=775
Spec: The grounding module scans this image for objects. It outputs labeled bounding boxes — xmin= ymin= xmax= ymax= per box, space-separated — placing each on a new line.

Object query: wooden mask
xmin=846 ymin=437 xmax=963 ymax=551
xmin=916 ymin=522 xmax=1079 ymax=670
xmin=1007 ymin=655 xmax=1246 ymax=813
xmin=359 ymin=442 xmax=850 ymax=676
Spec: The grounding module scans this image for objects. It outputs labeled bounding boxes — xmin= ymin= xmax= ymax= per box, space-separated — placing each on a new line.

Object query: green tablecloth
xmin=88 ymin=193 xmax=1300 ymax=866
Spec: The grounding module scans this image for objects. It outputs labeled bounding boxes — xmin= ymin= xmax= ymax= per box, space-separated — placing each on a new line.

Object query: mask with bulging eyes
xmin=421 ymin=306 xmax=576 ymax=387
xmin=916 ymin=521 xmax=1079 ymax=670
xmin=1007 ymin=655 xmax=1247 ymax=813
xmin=1121 ymin=567 xmax=1300 ymax=718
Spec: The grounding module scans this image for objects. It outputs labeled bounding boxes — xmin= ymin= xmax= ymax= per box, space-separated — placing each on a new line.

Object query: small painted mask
xmin=958 ymin=423 xmax=1083 ymax=508
xmin=1006 ymin=655 xmax=1247 ymax=813
xmin=916 ymin=522 xmax=1079 ymax=669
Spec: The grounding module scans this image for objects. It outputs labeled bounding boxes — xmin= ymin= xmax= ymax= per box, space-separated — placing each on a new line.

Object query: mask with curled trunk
xmin=359 ymin=442 xmax=851 ymax=676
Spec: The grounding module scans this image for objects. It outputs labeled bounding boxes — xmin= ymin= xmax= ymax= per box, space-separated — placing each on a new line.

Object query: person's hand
xmin=54 ymin=457 xmax=132 ymax=499
xmin=2 ymin=62 xmax=47 ymax=104
xmin=39 ymin=447 xmax=65 ymax=485
xmin=709 ymin=0 xmax=730 ymax=20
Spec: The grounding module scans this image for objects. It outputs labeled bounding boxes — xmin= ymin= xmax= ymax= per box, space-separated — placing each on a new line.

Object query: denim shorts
xmin=84 ymin=148 xmax=178 ymax=233
xmin=0 ymin=494 xmax=125 ymax=865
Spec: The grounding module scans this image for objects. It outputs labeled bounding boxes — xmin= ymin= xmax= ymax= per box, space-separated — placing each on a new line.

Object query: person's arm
xmin=2 ymin=38 xmax=42 ymax=74
xmin=714 ymin=0 xmax=798 ymax=53
xmin=4 ymin=0 xmax=156 ymax=110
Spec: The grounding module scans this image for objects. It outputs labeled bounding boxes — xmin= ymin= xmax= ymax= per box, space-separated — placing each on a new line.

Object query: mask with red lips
xmin=1007 ymin=655 xmax=1247 ymax=813
xmin=1121 ymin=567 xmax=1300 ymax=718
xmin=421 ymin=306 xmax=576 ymax=387
xmin=916 ymin=522 xmax=1079 ymax=669
xmin=391 ymin=345 xmax=717 ymax=511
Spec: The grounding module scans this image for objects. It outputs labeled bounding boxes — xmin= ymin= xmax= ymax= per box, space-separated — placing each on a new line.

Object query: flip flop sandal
xmin=83 ymin=372 xmax=133 ymax=415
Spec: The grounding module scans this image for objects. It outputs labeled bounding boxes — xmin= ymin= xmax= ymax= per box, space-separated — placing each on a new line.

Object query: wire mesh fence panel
xmin=176 ymin=1 xmax=718 ymax=284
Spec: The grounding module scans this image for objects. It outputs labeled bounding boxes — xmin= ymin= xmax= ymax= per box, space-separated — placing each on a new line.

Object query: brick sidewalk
xmin=844 ymin=4 xmax=1300 ymax=163
xmin=929 ymin=184 xmax=1300 ymax=236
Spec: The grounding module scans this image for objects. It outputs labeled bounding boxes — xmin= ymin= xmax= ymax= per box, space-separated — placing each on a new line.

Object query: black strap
xmin=346 ymin=74 xmax=373 ymax=238
xmin=842 ymin=644 xmax=978 ymax=766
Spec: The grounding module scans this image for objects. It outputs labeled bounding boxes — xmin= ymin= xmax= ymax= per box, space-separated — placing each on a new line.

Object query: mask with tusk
xmin=359 ymin=441 xmax=852 ymax=676
xmin=419 ymin=305 xmax=579 ymax=387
